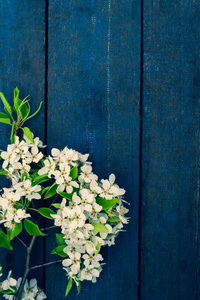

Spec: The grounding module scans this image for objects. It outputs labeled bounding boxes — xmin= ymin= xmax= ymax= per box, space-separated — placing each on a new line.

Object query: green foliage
xmin=1 ymin=286 xmax=17 ymax=295
xmin=0 ymin=92 xmax=13 ymax=118
xmin=10 ymin=122 xmax=15 ymax=143
xmin=0 ymin=169 xmax=8 ymax=175
xmin=56 ymin=233 xmax=66 ymax=246
xmin=95 ymin=241 xmax=101 ymax=255
xmin=51 ymin=203 xmax=61 ymax=209
xmin=0 ymin=228 xmax=13 ymax=250
xmin=13 ymin=87 xmax=20 ymax=112
xmin=44 ymin=183 xmax=58 ymax=199
xmin=22 ymin=127 xmax=34 ymax=143
xmin=65 ymin=279 xmax=73 ymax=297
xmin=69 ymin=166 xmax=78 ymax=180
xmin=96 ymin=197 xmax=119 ymax=210
xmin=0 ymin=112 xmax=11 ymax=124
xmin=108 ymin=217 xmax=121 ymax=223
xmin=92 ymin=223 xmax=108 ymax=233
xmin=24 ymin=219 xmax=46 ymax=236
xmin=76 ymin=281 xmax=81 ymax=295
xmin=0 ymin=88 xmax=42 ymax=143
xmin=21 ymin=172 xmax=29 ymax=181
xmin=7 ymin=222 xmax=22 ymax=240
xmin=32 ymin=174 xmax=50 ymax=186
xmin=37 ymin=208 xmax=56 ymax=219
xmin=51 ymin=245 xmax=67 ymax=258
xmin=58 ymin=191 xmax=72 ymax=201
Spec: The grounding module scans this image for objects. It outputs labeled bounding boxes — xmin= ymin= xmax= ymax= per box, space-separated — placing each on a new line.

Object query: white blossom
xmin=78 ymin=165 xmax=98 ymax=183
xmin=116 ymin=205 xmax=129 ymax=224
xmin=81 ymin=260 xmax=100 ymax=281
xmin=1 ymin=145 xmax=17 ymax=169
xmin=38 ymin=157 xmax=55 ymax=177
xmin=63 ymin=253 xmax=81 ymax=275
xmin=0 ymin=135 xmax=129 ymax=293
xmin=1 ymin=271 xmax=17 ymax=291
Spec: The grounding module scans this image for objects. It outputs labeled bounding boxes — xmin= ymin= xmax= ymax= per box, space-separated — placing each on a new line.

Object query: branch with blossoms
xmin=0 ymin=88 xmax=130 ymax=299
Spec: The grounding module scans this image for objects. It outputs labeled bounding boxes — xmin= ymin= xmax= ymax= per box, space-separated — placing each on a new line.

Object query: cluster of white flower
xmin=0 ymin=135 xmax=129 ymax=294
xmin=0 ymin=266 xmax=17 ymax=297
xmin=1 ymin=136 xmax=44 ymax=184
xmin=0 ymin=136 xmax=43 ymax=229
xmin=40 ymin=146 xmax=129 ymax=285
xmin=0 ymin=265 xmax=46 ymax=300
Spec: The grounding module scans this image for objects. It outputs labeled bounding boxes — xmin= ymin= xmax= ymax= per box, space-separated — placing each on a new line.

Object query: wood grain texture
xmin=46 ymin=0 xmax=141 ymax=299
xmin=0 ymin=0 xmax=46 ymax=288
xmin=141 ymin=1 xmax=200 ymax=299
xmin=0 ymin=0 xmax=199 ymax=299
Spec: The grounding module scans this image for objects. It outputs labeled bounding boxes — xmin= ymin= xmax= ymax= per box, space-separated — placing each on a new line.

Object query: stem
xmin=41 ymin=225 xmax=56 ymax=231
xmin=27 ymin=207 xmax=38 ymax=211
xmin=49 ymin=194 xmax=58 ymax=208
xmin=30 ymin=259 xmax=63 ymax=270
xmin=17 ymin=237 xmax=28 ymax=248
xmin=15 ymin=236 xmax=37 ymax=300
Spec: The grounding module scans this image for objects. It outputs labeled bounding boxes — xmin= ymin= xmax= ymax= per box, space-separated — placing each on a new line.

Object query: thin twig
xmin=17 ymin=236 xmax=28 ymax=248
xmin=15 ymin=236 xmax=37 ymax=300
xmin=49 ymin=194 xmax=58 ymax=208
xmin=30 ymin=259 xmax=63 ymax=270
xmin=41 ymin=225 xmax=57 ymax=231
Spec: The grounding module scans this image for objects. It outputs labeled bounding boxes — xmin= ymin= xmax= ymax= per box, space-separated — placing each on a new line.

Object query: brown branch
xmin=40 ymin=225 xmax=57 ymax=231
xmin=17 ymin=236 xmax=28 ymax=248
xmin=49 ymin=194 xmax=58 ymax=208
xmin=30 ymin=259 xmax=63 ymax=270
xmin=15 ymin=235 xmax=37 ymax=300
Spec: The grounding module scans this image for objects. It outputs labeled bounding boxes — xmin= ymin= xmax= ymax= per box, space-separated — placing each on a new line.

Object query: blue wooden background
xmin=0 ymin=1 xmax=199 ymax=299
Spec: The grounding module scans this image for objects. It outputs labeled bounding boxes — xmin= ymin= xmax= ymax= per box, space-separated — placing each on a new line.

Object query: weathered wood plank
xmin=141 ymin=1 xmax=200 ymax=299
xmin=47 ymin=0 xmax=141 ymax=299
xmin=0 ymin=0 xmax=46 ymax=289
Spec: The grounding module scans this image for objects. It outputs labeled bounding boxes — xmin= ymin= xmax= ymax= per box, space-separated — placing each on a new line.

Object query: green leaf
xmin=0 ymin=228 xmax=13 ymax=250
xmin=108 ymin=217 xmax=121 ymax=223
xmin=38 ymin=207 xmax=56 ymax=219
xmin=18 ymin=99 xmax=30 ymax=120
xmin=94 ymin=241 xmax=101 ymax=255
xmin=24 ymin=219 xmax=46 ymax=236
xmin=22 ymin=127 xmax=34 ymax=143
xmin=7 ymin=222 xmax=22 ymax=240
xmin=58 ymin=191 xmax=72 ymax=201
xmin=0 ymin=92 xmax=12 ymax=118
xmin=13 ymin=87 xmax=20 ymax=112
xmin=65 ymin=279 xmax=73 ymax=297
xmin=0 ymin=112 xmax=11 ymax=124
xmin=40 ymin=186 xmax=50 ymax=195
xmin=33 ymin=174 xmax=50 ymax=186
xmin=10 ymin=122 xmax=15 ymax=143
xmin=96 ymin=197 xmax=119 ymax=210
xmin=27 ymin=101 xmax=43 ymax=120
xmin=76 ymin=280 xmax=81 ymax=295
xmin=44 ymin=182 xmax=58 ymax=199
xmin=52 ymin=203 xmax=61 ymax=209
xmin=69 ymin=166 xmax=78 ymax=180
xmin=0 ymin=169 xmax=8 ymax=176
xmin=2 ymin=286 xmax=17 ymax=294
xmin=21 ymin=172 xmax=29 ymax=181
xmin=56 ymin=233 xmax=65 ymax=246
xmin=51 ymin=245 xmax=67 ymax=258
xmin=29 ymin=172 xmax=38 ymax=182
xmin=92 ymin=223 xmax=108 ymax=233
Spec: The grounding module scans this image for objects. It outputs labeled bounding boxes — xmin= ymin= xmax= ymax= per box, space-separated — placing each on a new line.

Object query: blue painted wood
xmin=0 ymin=0 xmax=199 ymax=299
xmin=0 ymin=0 xmax=46 ymax=289
xmin=141 ymin=1 xmax=200 ymax=299
xmin=46 ymin=0 xmax=140 ymax=299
